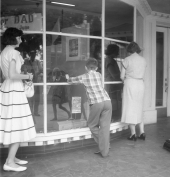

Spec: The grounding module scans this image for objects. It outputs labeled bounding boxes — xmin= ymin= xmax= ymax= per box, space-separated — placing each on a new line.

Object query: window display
xmin=0 ymin=0 xmax=135 ymax=135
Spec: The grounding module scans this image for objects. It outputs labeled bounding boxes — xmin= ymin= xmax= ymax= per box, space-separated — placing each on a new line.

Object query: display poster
xmin=66 ymin=37 xmax=80 ymax=61
xmin=72 ymin=97 xmax=81 ymax=113
xmin=69 ymin=38 xmax=79 ymax=57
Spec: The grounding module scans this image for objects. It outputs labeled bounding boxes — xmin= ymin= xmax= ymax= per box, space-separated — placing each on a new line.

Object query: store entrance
xmin=156 ymin=27 xmax=170 ymax=118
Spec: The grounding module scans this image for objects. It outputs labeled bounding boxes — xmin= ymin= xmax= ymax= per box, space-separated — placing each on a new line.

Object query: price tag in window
xmin=72 ymin=97 xmax=81 ymax=113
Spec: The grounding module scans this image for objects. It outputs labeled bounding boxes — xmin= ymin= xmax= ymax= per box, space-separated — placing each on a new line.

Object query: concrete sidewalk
xmin=0 ymin=117 xmax=170 ymax=177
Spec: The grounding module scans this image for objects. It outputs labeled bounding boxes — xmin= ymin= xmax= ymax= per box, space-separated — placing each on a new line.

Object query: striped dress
xmin=0 ymin=46 xmax=36 ymax=145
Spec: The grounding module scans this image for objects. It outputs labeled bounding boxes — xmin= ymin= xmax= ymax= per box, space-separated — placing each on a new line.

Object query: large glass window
xmin=46 ymin=34 xmax=102 ymax=132
xmin=0 ymin=0 xmax=136 ymax=134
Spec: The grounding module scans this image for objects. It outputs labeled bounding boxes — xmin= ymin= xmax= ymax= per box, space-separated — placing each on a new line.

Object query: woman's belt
xmin=127 ymin=77 xmax=143 ymax=80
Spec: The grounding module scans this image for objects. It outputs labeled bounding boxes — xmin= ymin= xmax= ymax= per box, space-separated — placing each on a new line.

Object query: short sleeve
xmin=122 ymin=57 xmax=129 ymax=69
xmin=8 ymin=49 xmax=24 ymax=73
xmin=8 ymin=49 xmax=20 ymax=62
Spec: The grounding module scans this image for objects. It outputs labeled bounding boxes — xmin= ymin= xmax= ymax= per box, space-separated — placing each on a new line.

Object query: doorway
xmin=156 ymin=27 xmax=170 ymax=118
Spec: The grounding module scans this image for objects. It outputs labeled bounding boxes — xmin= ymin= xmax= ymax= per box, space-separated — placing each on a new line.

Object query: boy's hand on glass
xmin=65 ymin=74 xmax=69 ymax=80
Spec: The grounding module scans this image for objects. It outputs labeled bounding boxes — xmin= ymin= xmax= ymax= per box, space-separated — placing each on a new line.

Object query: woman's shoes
xmin=138 ymin=133 xmax=146 ymax=140
xmin=15 ymin=160 xmax=28 ymax=165
xmin=3 ymin=164 xmax=27 ymax=172
xmin=127 ymin=134 xmax=137 ymax=141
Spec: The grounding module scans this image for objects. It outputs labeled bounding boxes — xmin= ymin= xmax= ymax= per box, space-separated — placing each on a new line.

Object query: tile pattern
xmin=0 ymin=117 xmax=170 ymax=177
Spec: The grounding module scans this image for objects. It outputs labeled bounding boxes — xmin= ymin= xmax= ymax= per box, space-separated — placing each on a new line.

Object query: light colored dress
xmin=0 ymin=46 xmax=36 ymax=145
xmin=121 ymin=53 xmax=147 ymax=124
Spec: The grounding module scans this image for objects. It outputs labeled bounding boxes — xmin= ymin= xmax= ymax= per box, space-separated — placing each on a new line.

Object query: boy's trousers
xmin=88 ymin=100 xmax=112 ymax=157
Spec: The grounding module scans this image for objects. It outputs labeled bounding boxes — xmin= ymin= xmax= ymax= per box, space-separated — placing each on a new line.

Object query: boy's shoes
xmin=34 ymin=113 xmax=40 ymax=116
xmin=50 ymin=118 xmax=57 ymax=121
xmin=94 ymin=146 xmax=111 ymax=154
xmin=94 ymin=151 xmax=109 ymax=158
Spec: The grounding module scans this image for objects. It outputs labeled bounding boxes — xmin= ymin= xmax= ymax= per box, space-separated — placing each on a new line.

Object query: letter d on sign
xmin=15 ymin=16 xmax=19 ymax=24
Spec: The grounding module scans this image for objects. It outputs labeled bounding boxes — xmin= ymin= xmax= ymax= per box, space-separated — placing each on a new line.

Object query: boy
xmin=66 ymin=58 xmax=112 ymax=157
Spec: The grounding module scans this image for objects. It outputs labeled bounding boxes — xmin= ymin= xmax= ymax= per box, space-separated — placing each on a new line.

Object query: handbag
xmin=24 ymin=81 xmax=34 ymax=97
xmin=163 ymin=139 xmax=170 ymax=152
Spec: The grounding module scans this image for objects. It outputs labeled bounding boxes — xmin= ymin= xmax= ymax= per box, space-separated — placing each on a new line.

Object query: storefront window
xmin=1 ymin=0 xmax=136 ymax=134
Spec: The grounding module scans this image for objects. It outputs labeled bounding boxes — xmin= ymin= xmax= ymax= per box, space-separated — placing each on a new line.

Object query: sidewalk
xmin=0 ymin=117 xmax=170 ymax=177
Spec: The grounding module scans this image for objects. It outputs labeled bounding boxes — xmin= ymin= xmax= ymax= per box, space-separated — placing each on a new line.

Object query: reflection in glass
xmin=156 ymin=32 xmax=164 ymax=106
xmin=104 ymin=40 xmax=127 ymax=83
xmin=20 ymin=34 xmax=43 ymax=83
xmin=47 ymin=85 xmax=89 ymax=132
xmin=51 ymin=85 xmax=71 ymax=121
xmin=46 ymin=35 xmax=103 ymax=132
xmin=28 ymin=86 xmax=44 ymax=133
xmin=104 ymin=40 xmax=128 ymax=123
xmin=105 ymin=0 xmax=134 ymax=42
xmin=105 ymin=84 xmax=122 ymax=122
xmin=46 ymin=0 xmax=102 ymax=36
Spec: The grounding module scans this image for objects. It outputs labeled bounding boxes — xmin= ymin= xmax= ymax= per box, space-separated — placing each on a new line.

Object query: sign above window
xmin=0 ymin=13 xmax=42 ymax=31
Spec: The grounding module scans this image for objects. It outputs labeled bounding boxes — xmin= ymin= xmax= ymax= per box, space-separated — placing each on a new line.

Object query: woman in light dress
xmin=121 ymin=42 xmax=147 ymax=141
xmin=0 ymin=27 xmax=36 ymax=172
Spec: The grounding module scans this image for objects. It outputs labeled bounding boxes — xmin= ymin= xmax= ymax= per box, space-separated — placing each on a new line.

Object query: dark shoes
xmin=34 ymin=113 xmax=40 ymax=116
xmin=138 ymin=133 xmax=146 ymax=140
xmin=127 ymin=134 xmax=137 ymax=141
xmin=50 ymin=118 xmax=57 ymax=121
xmin=127 ymin=133 xmax=146 ymax=141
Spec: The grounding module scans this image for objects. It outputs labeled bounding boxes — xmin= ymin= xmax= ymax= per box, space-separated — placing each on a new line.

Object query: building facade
xmin=0 ymin=0 xmax=170 ymax=153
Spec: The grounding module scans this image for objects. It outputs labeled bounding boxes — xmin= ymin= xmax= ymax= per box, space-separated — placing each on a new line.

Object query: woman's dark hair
xmin=126 ymin=42 xmax=141 ymax=54
xmin=2 ymin=27 xmax=23 ymax=45
xmin=105 ymin=44 xmax=119 ymax=56
xmin=93 ymin=45 xmax=101 ymax=60
xmin=86 ymin=58 xmax=98 ymax=70
xmin=29 ymin=51 xmax=36 ymax=62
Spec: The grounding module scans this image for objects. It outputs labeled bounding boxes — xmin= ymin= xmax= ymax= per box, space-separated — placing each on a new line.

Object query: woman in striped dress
xmin=0 ymin=28 xmax=36 ymax=172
